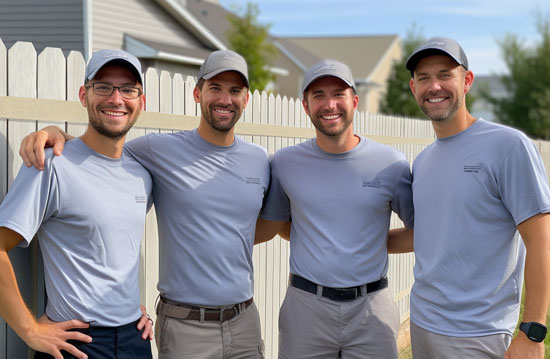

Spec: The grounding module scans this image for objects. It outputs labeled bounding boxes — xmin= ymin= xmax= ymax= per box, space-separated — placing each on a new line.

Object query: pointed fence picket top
xmin=184 ymin=75 xmax=196 ymax=116
xmin=67 ymin=51 xmax=86 ymax=102
xmin=145 ymin=67 xmax=159 ymax=113
xmin=38 ymin=47 xmax=66 ymax=100
xmin=8 ymin=41 xmax=37 ymax=98
xmin=159 ymin=71 xmax=172 ymax=114
xmin=172 ymin=73 xmax=185 ymax=115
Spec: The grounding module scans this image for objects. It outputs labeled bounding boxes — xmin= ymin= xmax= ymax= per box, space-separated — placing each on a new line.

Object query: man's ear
xmin=79 ymin=85 xmax=88 ymax=107
xmin=409 ymin=77 xmax=416 ymax=97
xmin=193 ymin=86 xmax=201 ymax=104
xmin=302 ymin=98 xmax=310 ymax=116
xmin=464 ymin=70 xmax=474 ymax=94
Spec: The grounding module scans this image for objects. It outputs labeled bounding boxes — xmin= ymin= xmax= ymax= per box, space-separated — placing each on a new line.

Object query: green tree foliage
xmin=380 ymin=26 xmax=475 ymax=119
xmin=481 ymin=14 xmax=550 ymax=139
xmin=379 ymin=26 xmax=426 ymax=118
xmin=226 ymin=3 xmax=277 ymax=92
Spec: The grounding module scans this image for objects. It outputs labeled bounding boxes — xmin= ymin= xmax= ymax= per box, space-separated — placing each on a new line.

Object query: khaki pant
xmin=279 ymin=285 xmax=399 ymax=359
xmin=411 ymin=321 xmax=512 ymax=359
xmin=155 ymin=299 xmax=264 ymax=359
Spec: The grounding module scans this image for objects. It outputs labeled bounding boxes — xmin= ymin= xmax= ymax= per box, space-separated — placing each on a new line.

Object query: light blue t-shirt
xmin=0 ymin=139 xmax=152 ymax=326
xmin=261 ymin=136 xmax=414 ymax=287
xmin=411 ymin=119 xmax=550 ymax=337
xmin=125 ymin=129 xmax=270 ymax=306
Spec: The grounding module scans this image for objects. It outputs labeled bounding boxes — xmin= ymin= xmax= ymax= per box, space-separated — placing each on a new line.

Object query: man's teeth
xmin=428 ymin=98 xmax=445 ymax=103
xmin=322 ymin=114 xmax=340 ymax=120
xmin=104 ymin=110 xmax=124 ymax=116
xmin=214 ymin=108 xmax=231 ymax=114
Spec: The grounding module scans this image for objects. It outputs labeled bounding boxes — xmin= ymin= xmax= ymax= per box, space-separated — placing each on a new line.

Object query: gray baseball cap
xmin=406 ymin=36 xmax=468 ymax=76
xmin=86 ymin=49 xmax=144 ymax=85
xmin=302 ymin=59 xmax=355 ymax=93
xmin=198 ymin=50 xmax=249 ymax=87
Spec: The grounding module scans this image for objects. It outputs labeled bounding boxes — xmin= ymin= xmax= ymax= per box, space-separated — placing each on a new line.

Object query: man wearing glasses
xmin=0 ymin=50 xmax=153 ymax=359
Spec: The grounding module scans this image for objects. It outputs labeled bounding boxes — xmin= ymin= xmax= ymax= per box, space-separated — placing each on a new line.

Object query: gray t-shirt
xmin=411 ymin=119 xmax=550 ymax=337
xmin=261 ymin=136 xmax=414 ymax=287
xmin=0 ymin=139 xmax=152 ymax=326
xmin=125 ymin=129 xmax=270 ymax=305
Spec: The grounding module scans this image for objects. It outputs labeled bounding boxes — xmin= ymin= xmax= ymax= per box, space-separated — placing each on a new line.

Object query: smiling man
xmin=405 ymin=37 xmax=550 ymax=359
xmin=18 ymin=49 xmax=269 ymax=359
xmin=256 ymin=60 xmax=414 ymax=359
xmin=0 ymin=50 xmax=153 ymax=359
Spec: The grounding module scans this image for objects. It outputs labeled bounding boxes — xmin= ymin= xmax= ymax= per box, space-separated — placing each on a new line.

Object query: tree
xmin=379 ymin=26 xmax=426 ymax=118
xmin=380 ymin=26 xmax=475 ymax=119
xmin=480 ymin=14 xmax=550 ymax=139
xmin=226 ymin=3 xmax=277 ymax=92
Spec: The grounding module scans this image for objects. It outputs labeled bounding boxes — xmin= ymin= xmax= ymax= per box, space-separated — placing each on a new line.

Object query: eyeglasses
xmin=85 ymin=83 xmax=142 ymax=99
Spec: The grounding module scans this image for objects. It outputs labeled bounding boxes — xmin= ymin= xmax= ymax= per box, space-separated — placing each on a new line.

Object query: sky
xmin=217 ymin=0 xmax=550 ymax=76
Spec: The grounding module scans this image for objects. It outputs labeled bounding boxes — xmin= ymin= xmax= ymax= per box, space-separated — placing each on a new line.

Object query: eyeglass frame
xmin=84 ymin=82 xmax=143 ymax=99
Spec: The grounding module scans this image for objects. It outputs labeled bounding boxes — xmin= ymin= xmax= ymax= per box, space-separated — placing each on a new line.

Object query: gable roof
xmin=152 ymin=0 xmax=227 ymax=50
xmin=280 ymin=35 xmax=399 ymax=83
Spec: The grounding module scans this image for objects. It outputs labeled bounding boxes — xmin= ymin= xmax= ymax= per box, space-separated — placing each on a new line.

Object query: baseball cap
xmin=406 ymin=37 xmax=468 ymax=75
xmin=302 ymin=59 xmax=355 ymax=93
xmin=198 ymin=50 xmax=249 ymax=87
xmin=86 ymin=49 xmax=144 ymax=85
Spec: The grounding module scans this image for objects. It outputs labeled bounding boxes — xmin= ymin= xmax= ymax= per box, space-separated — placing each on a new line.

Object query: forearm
xmin=387 ymin=227 xmax=414 ymax=253
xmin=0 ymin=252 xmax=37 ymax=342
xmin=520 ymin=213 xmax=550 ymax=323
xmin=522 ymin=245 xmax=550 ymax=323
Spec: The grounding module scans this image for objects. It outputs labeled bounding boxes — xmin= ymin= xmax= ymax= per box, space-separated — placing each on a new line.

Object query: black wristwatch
xmin=519 ymin=322 xmax=547 ymax=343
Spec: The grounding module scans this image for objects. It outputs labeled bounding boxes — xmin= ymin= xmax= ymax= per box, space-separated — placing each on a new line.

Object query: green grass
xmin=398 ymin=290 xmax=550 ymax=358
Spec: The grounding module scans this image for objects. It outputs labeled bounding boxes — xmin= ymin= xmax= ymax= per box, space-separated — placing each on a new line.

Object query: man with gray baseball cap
xmin=403 ymin=36 xmax=550 ymax=358
xmin=0 ymin=49 xmax=154 ymax=359
xmin=256 ymin=59 xmax=414 ymax=358
xmin=19 ymin=49 xmax=269 ymax=359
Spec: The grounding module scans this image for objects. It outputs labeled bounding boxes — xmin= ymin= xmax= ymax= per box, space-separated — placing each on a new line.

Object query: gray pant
xmin=279 ymin=285 xmax=399 ymax=359
xmin=155 ymin=299 xmax=264 ymax=359
xmin=411 ymin=321 xmax=512 ymax=359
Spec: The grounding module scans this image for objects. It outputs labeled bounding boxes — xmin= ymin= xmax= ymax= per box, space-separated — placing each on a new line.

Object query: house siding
xmin=93 ymin=0 xmax=204 ymax=53
xmin=0 ymin=0 xmax=84 ymax=54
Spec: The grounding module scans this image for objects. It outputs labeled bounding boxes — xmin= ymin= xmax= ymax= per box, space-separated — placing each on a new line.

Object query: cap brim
xmin=406 ymin=49 xmax=462 ymax=73
xmin=202 ymin=68 xmax=249 ymax=88
xmin=87 ymin=58 xmax=143 ymax=85
xmin=302 ymin=74 xmax=354 ymax=94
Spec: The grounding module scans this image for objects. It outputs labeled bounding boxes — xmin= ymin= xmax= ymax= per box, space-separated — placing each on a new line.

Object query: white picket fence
xmin=0 ymin=39 xmax=549 ymax=359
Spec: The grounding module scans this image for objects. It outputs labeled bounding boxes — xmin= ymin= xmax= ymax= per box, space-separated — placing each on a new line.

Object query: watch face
xmin=529 ymin=323 xmax=547 ymax=341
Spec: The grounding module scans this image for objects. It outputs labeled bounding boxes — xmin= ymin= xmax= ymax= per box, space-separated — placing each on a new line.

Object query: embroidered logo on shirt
xmin=362 ymin=180 xmax=381 ymax=188
xmin=246 ymin=177 xmax=261 ymax=185
xmin=135 ymin=195 xmax=147 ymax=203
xmin=463 ymin=165 xmax=482 ymax=173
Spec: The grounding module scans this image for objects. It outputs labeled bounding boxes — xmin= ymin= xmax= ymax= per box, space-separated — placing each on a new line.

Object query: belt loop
xmin=155 ymin=294 xmax=162 ymax=315
xmin=199 ymin=307 xmax=205 ymax=323
xmin=316 ymin=284 xmax=323 ymax=297
xmin=219 ymin=307 xmax=225 ymax=322
xmin=359 ymin=284 xmax=367 ymax=297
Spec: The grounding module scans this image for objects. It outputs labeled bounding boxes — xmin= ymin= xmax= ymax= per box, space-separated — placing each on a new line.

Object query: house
xmin=0 ymin=0 xmax=401 ymax=113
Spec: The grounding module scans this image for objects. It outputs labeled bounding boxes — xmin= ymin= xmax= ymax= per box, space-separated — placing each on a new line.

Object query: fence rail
xmin=0 ymin=39 xmax=548 ymax=359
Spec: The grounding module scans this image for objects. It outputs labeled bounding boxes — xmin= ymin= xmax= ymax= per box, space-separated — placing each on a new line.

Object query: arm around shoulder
xmin=20 ymin=126 xmax=73 ymax=171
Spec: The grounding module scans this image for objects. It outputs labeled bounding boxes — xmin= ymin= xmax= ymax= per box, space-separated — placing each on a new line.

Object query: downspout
xmin=83 ymin=0 xmax=92 ymax=60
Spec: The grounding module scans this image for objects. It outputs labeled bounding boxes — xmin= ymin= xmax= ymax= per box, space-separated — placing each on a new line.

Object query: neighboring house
xmin=276 ymin=35 xmax=401 ymax=113
xmin=470 ymin=75 xmax=507 ymax=122
xmin=0 ymin=0 xmax=401 ymax=113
